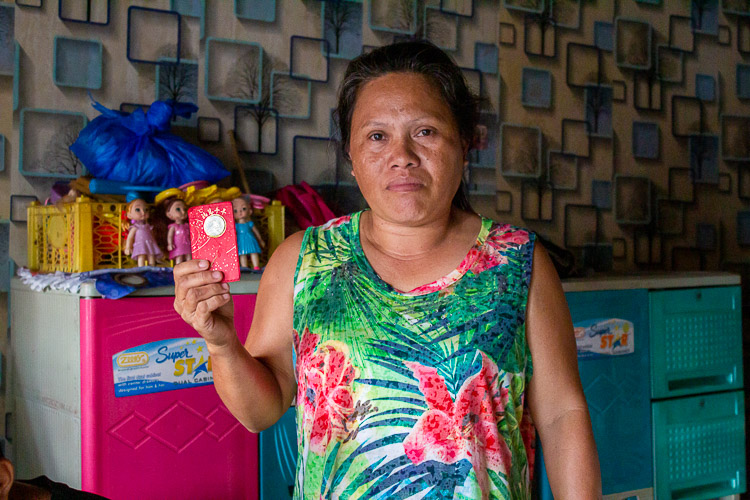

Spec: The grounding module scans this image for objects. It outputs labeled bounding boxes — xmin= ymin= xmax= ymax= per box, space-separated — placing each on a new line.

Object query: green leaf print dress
xmin=292 ymin=210 xmax=536 ymax=500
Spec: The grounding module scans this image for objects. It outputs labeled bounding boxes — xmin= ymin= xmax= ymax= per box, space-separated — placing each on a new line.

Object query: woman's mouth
xmin=387 ymin=181 xmax=424 ymax=192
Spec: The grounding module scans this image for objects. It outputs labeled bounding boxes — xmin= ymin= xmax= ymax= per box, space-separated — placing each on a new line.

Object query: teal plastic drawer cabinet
xmin=650 ymin=287 xmax=743 ymax=399
xmin=567 ymin=289 xmax=653 ymax=497
xmin=260 ymin=407 xmax=297 ymax=499
xmin=652 ymin=390 xmax=746 ymax=499
xmin=537 ymin=274 xmax=745 ymax=500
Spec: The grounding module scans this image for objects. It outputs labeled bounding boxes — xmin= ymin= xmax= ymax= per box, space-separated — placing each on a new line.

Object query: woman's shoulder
xmin=264 ymin=230 xmax=306 ymax=282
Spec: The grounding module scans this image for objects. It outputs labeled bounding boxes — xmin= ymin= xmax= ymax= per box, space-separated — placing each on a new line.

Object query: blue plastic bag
xmin=70 ymin=100 xmax=230 ymax=188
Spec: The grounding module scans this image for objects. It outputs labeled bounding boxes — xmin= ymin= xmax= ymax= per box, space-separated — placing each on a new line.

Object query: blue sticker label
xmin=112 ymin=338 xmax=214 ymax=397
xmin=574 ymin=318 xmax=635 ymax=360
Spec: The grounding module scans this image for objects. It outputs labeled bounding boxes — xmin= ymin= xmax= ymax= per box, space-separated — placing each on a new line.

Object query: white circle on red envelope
xmin=204 ymin=214 xmax=227 ymax=238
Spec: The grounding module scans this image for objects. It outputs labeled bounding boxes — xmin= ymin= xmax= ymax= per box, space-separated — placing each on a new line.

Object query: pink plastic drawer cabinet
xmin=10 ymin=279 xmax=261 ymax=499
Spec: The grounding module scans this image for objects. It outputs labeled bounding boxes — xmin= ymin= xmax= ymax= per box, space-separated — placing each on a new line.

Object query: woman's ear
xmin=0 ymin=457 xmax=14 ymax=500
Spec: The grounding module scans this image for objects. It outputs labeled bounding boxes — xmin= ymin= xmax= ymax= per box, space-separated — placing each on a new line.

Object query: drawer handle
xmin=668 ymin=373 xmax=734 ymax=392
xmin=672 ymin=477 xmax=739 ymax=499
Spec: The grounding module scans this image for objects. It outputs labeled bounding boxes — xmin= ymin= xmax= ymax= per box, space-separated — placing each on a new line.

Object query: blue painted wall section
xmin=53 ymin=36 xmax=103 ymax=89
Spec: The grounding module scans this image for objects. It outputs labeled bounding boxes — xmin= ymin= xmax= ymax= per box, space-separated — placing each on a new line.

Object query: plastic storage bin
xmin=650 ymin=287 xmax=743 ymax=399
xmin=652 ymin=390 xmax=746 ymax=499
xmin=11 ymin=279 xmax=261 ymax=499
xmin=260 ymin=406 xmax=298 ymax=499
xmin=536 ymin=274 xmax=745 ymax=500
xmin=538 ymin=289 xmax=653 ymax=499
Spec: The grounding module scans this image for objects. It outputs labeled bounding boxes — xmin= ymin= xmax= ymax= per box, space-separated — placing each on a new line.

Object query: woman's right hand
xmin=173 ymin=260 xmax=237 ymax=349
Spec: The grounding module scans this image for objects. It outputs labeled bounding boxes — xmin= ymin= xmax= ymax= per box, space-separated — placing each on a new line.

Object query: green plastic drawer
xmin=653 ymin=390 xmax=746 ymax=500
xmin=649 ymin=286 xmax=742 ymax=399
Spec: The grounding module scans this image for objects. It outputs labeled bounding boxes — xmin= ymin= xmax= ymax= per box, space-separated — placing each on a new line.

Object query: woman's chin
xmin=372 ymin=198 xmax=445 ymax=225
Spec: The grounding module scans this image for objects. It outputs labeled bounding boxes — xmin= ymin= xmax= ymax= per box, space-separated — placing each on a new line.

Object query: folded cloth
xmin=17 ymin=266 xmax=174 ymax=299
xmin=17 ymin=267 xmax=89 ymax=293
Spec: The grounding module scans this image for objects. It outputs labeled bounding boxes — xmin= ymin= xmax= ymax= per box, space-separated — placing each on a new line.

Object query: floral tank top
xmin=292 ymin=210 xmax=536 ymax=500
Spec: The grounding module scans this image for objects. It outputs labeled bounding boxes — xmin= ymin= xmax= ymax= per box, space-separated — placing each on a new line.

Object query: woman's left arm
xmin=525 ymin=243 xmax=601 ymax=499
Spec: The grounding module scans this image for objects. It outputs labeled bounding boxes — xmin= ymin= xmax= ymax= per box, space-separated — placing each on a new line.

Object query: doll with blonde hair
xmin=232 ymin=197 xmax=265 ymax=270
xmin=124 ymin=198 xmax=162 ymax=267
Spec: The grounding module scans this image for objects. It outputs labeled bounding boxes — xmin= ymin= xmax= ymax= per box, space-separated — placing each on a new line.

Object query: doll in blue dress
xmin=232 ymin=197 xmax=266 ymax=270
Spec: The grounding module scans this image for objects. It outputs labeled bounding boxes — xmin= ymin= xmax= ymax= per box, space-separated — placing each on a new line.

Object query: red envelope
xmin=188 ymin=202 xmax=240 ymax=283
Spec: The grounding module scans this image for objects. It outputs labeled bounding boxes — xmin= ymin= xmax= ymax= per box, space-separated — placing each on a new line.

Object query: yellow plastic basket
xmin=27 ymin=197 xmax=135 ymax=273
xmin=259 ymin=200 xmax=285 ymax=265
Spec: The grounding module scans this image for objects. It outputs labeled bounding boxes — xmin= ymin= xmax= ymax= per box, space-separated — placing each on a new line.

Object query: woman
xmin=174 ymin=41 xmax=600 ymax=499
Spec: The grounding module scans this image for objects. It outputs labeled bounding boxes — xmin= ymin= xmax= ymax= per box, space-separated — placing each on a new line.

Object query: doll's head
xmin=232 ymin=197 xmax=252 ymax=222
xmin=126 ymin=198 xmax=150 ymax=222
xmin=165 ymin=198 xmax=188 ymax=224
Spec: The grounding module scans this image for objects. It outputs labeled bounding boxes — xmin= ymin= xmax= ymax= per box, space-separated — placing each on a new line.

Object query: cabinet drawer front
xmin=650 ymin=286 xmax=742 ymax=399
xmin=653 ymin=391 xmax=746 ymax=500
xmin=566 ymin=289 xmax=653 ymax=495
xmin=260 ymin=407 xmax=298 ymax=500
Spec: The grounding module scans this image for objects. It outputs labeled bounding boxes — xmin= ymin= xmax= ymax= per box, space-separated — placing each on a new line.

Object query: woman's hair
xmin=335 ymin=40 xmax=482 ymax=212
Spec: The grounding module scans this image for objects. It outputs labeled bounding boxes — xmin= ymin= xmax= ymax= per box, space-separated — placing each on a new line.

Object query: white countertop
xmin=12 ymin=271 xmax=740 ymax=298
xmin=11 ymin=273 xmax=262 ymax=298
xmin=561 ymin=271 xmax=740 ymax=292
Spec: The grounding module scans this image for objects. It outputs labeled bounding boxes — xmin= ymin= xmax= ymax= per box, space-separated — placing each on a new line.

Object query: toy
xmin=47 ymin=181 xmax=81 ymax=205
xmin=164 ymin=198 xmax=191 ymax=264
xmin=188 ymin=201 xmax=240 ymax=283
xmin=232 ymin=197 xmax=266 ymax=270
xmin=154 ymin=184 xmax=242 ymax=207
xmin=124 ymin=198 xmax=162 ymax=267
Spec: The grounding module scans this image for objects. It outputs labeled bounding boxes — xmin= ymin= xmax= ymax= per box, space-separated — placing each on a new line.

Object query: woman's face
xmin=127 ymin=199 xmax=149 ymax=221
xmin=348 ymin=72 xmax=466 ymax=225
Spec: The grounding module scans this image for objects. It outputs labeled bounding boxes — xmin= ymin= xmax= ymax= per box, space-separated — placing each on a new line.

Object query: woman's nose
xmin=389 ymin=136 xmax=419 ymax=169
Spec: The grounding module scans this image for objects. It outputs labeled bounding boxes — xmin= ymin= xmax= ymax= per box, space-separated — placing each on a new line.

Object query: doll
xmin=165 ymin=198 xmax=191 ymax=264
xmin=231 ymin=197 xmax=266 ymax=270
xmin=124 ymin=198 xmax=162 ymax=267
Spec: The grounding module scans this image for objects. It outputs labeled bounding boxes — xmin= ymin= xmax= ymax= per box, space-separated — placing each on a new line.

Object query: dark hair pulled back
xmin=335 ymin=40 xmax=482 ymax=212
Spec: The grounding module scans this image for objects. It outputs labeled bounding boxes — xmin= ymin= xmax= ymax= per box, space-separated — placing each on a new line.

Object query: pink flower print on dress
xmin=494 ymin=225 xmax=530 ymax=246
xmin=407 ymin=279 xmax=455 ymax=296
xmin=403 ymin=352 xmax=512 ymax=497
xmin=295 ymin=329 xmax=359 ymax=455
xmin=320 ymin=214 xmax=352 ymax=230
xmin=469 ymin=245 xmax=507 ymax=275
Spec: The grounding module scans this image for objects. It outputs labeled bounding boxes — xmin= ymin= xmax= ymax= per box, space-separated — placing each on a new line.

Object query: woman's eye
xmin=369 ymin=133 xmax=384 ymax=141
xmin=417 ymin=129 xmax=432 ymax=137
